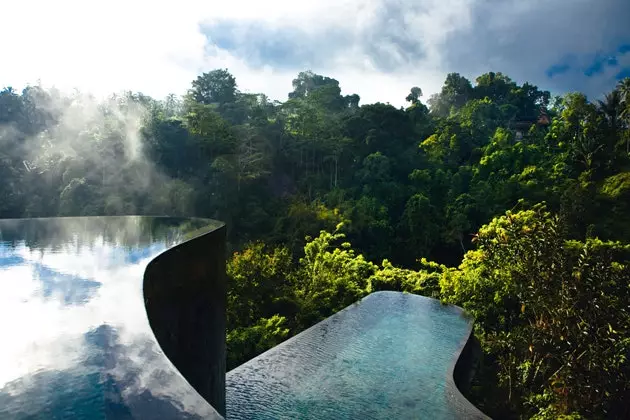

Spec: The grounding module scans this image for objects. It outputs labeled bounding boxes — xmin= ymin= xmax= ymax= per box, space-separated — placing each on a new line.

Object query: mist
xmin=0 ymin=85 xmax=196 ymax=218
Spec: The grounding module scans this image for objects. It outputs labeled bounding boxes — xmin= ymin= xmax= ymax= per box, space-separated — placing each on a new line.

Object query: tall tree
xmin=189 ymin=69 xmax=237 ymax=106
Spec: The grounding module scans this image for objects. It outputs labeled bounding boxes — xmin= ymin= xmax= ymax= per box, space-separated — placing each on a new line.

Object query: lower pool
xmin=226 ymin=291 xmax=488 ymax=419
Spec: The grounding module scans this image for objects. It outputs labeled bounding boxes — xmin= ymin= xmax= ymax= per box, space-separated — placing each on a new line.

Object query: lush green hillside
xmin=2 ymin=71 xmax=629 ymax=419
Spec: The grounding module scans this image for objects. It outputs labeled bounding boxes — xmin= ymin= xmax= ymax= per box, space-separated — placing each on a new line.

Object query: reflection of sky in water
xmin=0 ymin=238 xmax=164 ymax=387
xmin=32 ymin=263 xmax=102 ymax=305
xmin=0 ymin=218 xmax=221 ymax=419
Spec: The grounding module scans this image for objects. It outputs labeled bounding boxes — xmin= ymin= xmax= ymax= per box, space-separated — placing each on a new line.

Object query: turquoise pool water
xmin=226 ymin=291 xmax=488 ymax=419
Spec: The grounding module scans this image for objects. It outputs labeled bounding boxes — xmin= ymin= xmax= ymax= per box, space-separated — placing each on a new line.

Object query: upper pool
xmin=226 ymin=291 xmax=489 ymax=419
xmin=0 ymin=217 xmax=225 ymax=419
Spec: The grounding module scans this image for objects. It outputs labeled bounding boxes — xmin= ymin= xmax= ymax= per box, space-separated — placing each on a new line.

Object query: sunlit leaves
xmin=441 ymin=204 xmax=630 ymax=417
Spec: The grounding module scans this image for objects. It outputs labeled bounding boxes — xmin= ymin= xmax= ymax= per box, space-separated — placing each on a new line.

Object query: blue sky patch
xmin=123 ymin=243 xmax=167 ymax=264
xmin=584 ymin=53 xmax=620 ymax=77
xmin=202 ymin=21 xmax=346 ymax=70
xmin=546 ymin=63 xmax=571 ymax=78
xmin=0 ymin=255 xmax=25 ymax=267
xmin=616 ymin=68 xmax=630 ymax=80
xmin=547 ymin=42 xmax=629 ymax=84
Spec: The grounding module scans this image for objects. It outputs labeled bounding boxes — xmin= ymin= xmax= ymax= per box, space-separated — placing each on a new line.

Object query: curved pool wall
xmin=144 ymin=220 xmax=227 ymax=415
xmin=226 ymin=291 xmax=489 ymax=419
xmin=0 ymin=216 xmax=226 ymax=419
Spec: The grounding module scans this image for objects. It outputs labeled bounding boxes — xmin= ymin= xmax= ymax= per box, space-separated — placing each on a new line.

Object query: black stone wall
xmin=144 ymin=225 xmax=227 ymax=416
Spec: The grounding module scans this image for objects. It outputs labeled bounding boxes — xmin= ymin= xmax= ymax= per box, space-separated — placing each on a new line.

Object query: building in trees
xmin=512 ymin=107 xmax=550 ymax=140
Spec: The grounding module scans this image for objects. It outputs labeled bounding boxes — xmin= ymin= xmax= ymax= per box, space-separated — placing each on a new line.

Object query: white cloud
xmin=1 ymin=0 xmax=627 ymax=108
xmin=2 ymin=0 xmax=207 ymax=98
xmin=0 ymin=0 xmax=469 ymax=107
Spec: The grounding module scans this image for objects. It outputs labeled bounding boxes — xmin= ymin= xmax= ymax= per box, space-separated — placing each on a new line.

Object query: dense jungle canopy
xmin=2 ymin=70 xmax=630 ymax=419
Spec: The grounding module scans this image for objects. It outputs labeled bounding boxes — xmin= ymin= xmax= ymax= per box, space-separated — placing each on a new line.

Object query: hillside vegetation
xmin=2 ymin=71 xmax=630 ymax=418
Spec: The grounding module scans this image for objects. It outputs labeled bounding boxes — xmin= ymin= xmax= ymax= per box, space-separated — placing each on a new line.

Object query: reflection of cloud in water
xmin=0 ymin=240 xmax=157 ymax=388
xmin=0 ymin=224 xmax=221 ymax=419
xmin=0 ymin=325 xmax=207 ymax=419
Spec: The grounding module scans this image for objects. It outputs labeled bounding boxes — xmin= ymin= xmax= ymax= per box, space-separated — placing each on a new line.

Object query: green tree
xmin=427 ymin=73 xmax=473 ymax=117
xmin=405 ymin=86 xmax=423 ymax=105
xmin=227 ymin=242 xmax=296 ymax=330
xmin=189 ymin=69 xmax=237 ymax=106
xmin=440 ymin=204 xmax=630 ymax=418
xmin=297 ymin=224 xmax=376 ymax=324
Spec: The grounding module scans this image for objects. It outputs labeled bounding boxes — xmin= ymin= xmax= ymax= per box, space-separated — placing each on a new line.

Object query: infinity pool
xmin=226 ymin=291 xmax=488 ymax=419
xmin=0 ymin=217 xmax=224 ymax=419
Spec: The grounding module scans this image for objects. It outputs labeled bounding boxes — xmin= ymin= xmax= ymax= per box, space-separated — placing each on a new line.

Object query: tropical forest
xmin=1 ymin=70 xmax=629 ymax=419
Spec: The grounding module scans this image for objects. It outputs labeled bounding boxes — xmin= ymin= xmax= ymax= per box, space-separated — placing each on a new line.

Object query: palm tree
xmin=618 ymin=78 xmax=630 ymax=104
xmin=617 ymin=78 xmax=630 ymax=153
xmin=596 ymin=90 xmax=622 ymax=158
xmin=597 ymin=90 xmax=621 ymax=129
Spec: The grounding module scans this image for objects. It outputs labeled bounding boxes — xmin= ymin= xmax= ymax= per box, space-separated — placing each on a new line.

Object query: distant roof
xmin=514 ymin=107 xmax=550 ymax=127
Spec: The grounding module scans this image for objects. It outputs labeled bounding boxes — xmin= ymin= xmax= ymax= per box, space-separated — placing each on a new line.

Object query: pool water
xmin=0 ymin=217 xmax=223 ymax=420
xmin=226 ymin=291 xmax=488 ymax=419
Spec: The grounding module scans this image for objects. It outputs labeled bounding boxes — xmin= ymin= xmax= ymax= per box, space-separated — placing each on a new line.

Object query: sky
xmin=1 ymin=0 xmax=629 ymax=108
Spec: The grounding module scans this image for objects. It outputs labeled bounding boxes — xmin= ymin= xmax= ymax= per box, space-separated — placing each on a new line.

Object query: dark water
xmin=226 ymin=291 xmax=488 ymax=420
xmin=0 ymin=217 xmax=223 ymax=420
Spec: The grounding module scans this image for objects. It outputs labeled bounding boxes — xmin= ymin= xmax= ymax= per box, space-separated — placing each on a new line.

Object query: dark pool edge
xmin=143 ymin=219 xmax=227 ymax=418
xmin=446 ymin=307 xmax=492 ymax=420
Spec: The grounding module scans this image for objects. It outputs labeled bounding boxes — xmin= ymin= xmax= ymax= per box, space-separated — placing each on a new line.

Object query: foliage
xmin=368 ymin=258 xmax=441 ymax=297
xmin=2 ymin=70 xmax=630 ymax=419
xmin=296 ymin=224 xmax=377 ymax=323
xmin=440 ymin=203 xmax=630 ymax=418
xmin=227 ymin=315 xmax=290 ymax=369
xmin=227 ymin=242 xmax=296 ymax=329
